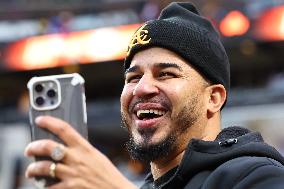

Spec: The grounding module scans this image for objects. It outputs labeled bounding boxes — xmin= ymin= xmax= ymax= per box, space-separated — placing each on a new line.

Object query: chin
xmin=126 ymin=133 xmax=176 ymax=162
xmin=135 ymin=129 xmax=169 ymax=146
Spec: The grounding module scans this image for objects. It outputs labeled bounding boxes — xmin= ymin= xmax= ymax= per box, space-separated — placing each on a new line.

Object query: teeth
xmin=137 ymin=109 xmax=166 ymax=118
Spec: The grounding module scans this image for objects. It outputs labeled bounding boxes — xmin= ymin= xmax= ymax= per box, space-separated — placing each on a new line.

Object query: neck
xmin=150 ymin=150 xmax=185 ymax=180
xmin=150 ymin=113 xmax=221 ymax=180
xmin=150 ymin=123 xmax=221 ymax=180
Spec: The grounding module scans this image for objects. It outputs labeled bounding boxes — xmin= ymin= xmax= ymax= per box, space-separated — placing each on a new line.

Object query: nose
xmin=133 ymin=74 xmax=159 ymax=97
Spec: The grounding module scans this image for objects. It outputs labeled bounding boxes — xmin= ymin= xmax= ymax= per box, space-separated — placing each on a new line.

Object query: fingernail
xmin=35 ymin=116 xmax=43 ymax=125
xmin=25 ymin=170 xmax=29 ymax=178
xmin=24 ymin=149 xmax=28 ymax=157
xmin=24 ymin=143 xmax=31 ymax=157
xmin=24 ymin=145 xmax=32 ymax=157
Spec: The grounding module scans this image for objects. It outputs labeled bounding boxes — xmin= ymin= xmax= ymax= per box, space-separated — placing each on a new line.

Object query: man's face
xmin=120 ymin=47 xmax=208 ymax=162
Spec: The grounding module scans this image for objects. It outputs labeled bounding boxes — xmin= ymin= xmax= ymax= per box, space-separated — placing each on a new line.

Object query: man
xmin=25 ymin=2 xmax=284 ymax=189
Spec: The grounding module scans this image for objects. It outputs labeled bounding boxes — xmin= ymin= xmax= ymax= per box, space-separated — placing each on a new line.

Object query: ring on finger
xmin=49 ymin=163 xmax=56 ymax=178
xmin=51 ymin=144 xmax=66 ymax=161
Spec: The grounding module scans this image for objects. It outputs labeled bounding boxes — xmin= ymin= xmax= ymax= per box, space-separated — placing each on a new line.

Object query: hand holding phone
xmin=27 ymin=73 xmax=88 ymax=186
xmin=25 ymin=74 xmax=137 ymax=189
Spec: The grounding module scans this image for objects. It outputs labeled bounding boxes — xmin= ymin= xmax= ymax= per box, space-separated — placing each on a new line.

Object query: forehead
xmin=129 ymin=47 xmax=192 ymax=69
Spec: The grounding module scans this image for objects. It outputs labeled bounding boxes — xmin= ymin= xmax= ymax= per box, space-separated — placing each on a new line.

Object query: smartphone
xmin=27 ymin=73 xmax=88 ymax=186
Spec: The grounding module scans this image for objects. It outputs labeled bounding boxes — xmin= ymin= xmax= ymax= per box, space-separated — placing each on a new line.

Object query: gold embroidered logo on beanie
xmin=127 ymin=24 xmax=151 ymax=56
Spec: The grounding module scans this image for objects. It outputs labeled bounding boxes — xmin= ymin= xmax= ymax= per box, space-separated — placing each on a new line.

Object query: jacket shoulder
xmin=231 ymin=157 xmax=284 ymax=189
xmin=185 ymin=156 xmax=284 ymax=189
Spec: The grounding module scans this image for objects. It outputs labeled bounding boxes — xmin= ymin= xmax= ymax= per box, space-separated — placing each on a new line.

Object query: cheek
xmin=120 ymin=85 xmax=133 ymax=113
xmin=163 ymin=80 xmax=203 ymax=112
xmin=163 ymin=80 xmax=190 ymax=101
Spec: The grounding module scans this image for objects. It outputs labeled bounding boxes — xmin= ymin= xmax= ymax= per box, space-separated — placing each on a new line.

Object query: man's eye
xmin=126 ymin=75 xmax=141 ymax=83
xmin=159 ymin=72 xmax=176 ymax=79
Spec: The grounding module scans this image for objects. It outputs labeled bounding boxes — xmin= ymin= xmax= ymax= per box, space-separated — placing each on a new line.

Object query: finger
xmin=52 ymin=163 xmax=78 ymax=180
xmin=24 ymin=140 xmax=60 ymax=158
xmin=25 ymin=161 xmax=53 ymax=178
xmin=35 ymin=116 xmax=85 ymax=146
xmin=25 ymin=161 xmax=76 ymax=180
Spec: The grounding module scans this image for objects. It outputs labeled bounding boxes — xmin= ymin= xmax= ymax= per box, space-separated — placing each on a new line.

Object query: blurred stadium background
xmin=0 ymin=0 xmax=284 ymax=188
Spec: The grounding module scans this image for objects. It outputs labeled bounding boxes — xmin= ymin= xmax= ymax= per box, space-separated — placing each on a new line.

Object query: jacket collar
xmin=143 ymin=127 xmax=284 ymax=188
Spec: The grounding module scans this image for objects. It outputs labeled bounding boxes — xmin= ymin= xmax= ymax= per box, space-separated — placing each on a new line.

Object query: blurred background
xmin=0 ymin=0 xmax=284 ymax=188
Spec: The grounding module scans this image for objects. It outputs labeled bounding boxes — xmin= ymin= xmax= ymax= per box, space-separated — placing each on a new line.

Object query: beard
xmin=125 ymin=129 xmax=175 ymax=163
xmin=121 ymin=94 xmax=200 ymax=163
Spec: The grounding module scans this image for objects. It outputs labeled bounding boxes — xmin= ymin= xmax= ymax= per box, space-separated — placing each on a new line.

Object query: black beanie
xmin=124 ymin=2 xmax=230 ymax=93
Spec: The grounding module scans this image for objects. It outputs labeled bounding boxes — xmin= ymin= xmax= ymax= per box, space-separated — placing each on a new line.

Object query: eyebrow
xmin=155 ymin=63 xmax=183 ymax=71
xmin=124 ymin=62 xmax=183 ymax=75
xmin=125 ymin=65 xmax=138 ymax=75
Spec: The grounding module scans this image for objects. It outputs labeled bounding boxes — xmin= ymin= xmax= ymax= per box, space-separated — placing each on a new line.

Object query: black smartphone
xmin=27 ymin=73 xmax=88 ymax=186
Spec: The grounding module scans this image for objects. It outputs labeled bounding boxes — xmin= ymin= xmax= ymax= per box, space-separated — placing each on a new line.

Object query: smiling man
xmin=121 ymin=46 xmax=224 ymax=181
xmin=120 ymin=1 xmax=230 ymax=182
xmin=24 ymin=2 xmax=284 ymax=189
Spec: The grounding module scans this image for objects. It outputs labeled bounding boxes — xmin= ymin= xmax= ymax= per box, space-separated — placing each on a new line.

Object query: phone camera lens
xmin=35 ymin=84 xmax=44 ymax=92
xmin=47 ymin=89 xmax=56 ymax=98
xmin=35 ymin=97 xmax=45 ymax=106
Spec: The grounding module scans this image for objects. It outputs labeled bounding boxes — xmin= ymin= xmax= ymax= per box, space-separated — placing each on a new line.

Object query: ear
xmin=206 ymin=84 xmax=227 ymax=115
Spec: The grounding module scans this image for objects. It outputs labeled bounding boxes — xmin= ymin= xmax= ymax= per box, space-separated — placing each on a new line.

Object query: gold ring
xmin=49 ymin=163 xmax=56 ymax=178
xmin=51 ymin=144 xmax=66 ymax=161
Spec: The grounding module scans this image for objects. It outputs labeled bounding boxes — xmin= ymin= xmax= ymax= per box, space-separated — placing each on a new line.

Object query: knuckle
xmin=39 ymin=161 xmax=50 ymax=174
xmin=77 ymin=164 xmax=88 ymax=174
xmin=41 ymin=140 xmax=53 ymax=152
xmin=37 ymin=164 xmax=47 ymax=174
xmin=68 ymin=168 xmax=79 ymax=177
xmin=57 ymin=124 xmax=67 ymax=135
xmin=65 ymin=180 xmax=76 ymax=188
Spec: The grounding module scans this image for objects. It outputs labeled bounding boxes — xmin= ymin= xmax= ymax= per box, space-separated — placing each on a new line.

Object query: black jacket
xmin=140 ymin=127 xmax=284 ymax=189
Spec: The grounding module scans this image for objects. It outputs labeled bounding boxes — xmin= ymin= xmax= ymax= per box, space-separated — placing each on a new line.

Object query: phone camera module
xmin=35 ymin=84 xmax=44 ymax=93
xmin=35 ymin=96 xmax=45 ymax=106
xmin=47 ymin=89 xmax=56 ymax=98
